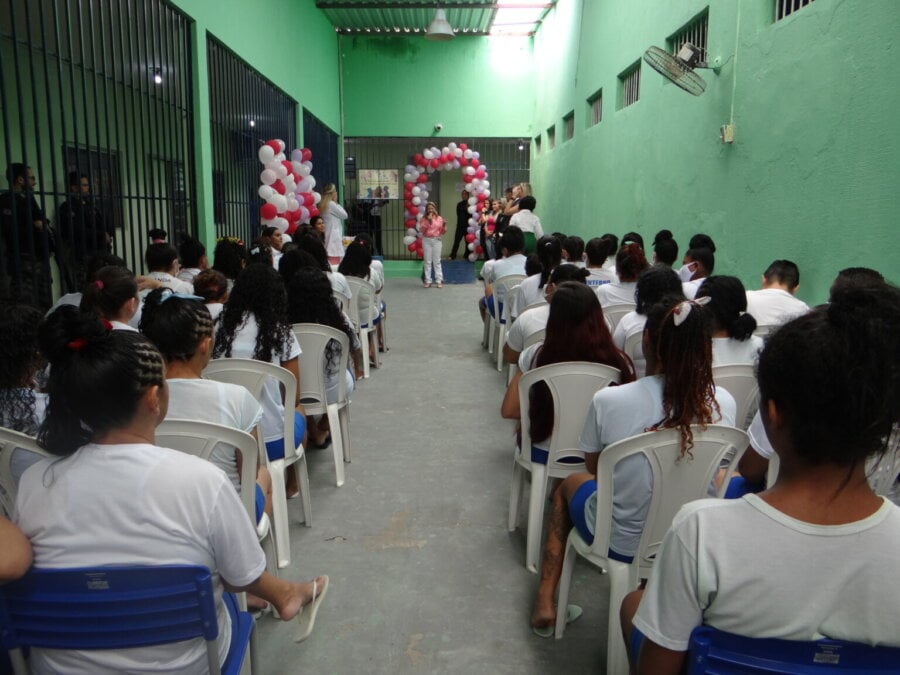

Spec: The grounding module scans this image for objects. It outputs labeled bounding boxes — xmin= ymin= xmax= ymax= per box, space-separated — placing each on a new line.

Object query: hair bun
xmin=39 ymin=306 xmax=109 ymax=363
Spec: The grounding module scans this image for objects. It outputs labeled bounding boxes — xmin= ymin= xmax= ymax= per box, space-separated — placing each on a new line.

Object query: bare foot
xmin=247 ymin=593 xmax=268 ymax=611
xmin=531 ymin=603 xmax=556 ymax=630
xmin=273 ymin=575 xmax=328 ymax=621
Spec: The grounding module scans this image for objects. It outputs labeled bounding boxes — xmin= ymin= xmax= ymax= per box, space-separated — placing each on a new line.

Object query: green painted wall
xmin=169 ymin=0 xmax=342 ymax=251
xmin=340 ymin=35 xmax=535 ymax=138
xmin=530 ymin=0 xmax=900 ymax=305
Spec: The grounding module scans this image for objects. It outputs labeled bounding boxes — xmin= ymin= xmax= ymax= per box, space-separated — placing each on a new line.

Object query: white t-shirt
xmin=745 ymin=288 xmax=810 ymax=327
xmin=45 ymin=292 xmax=82 ymax=316
xmin=682 ymin=279 xmax=704 ymax=300
xmin=633 ymin=495 xmax=900 ymax=650
xmin=602 ymin=255 xmax=616 ymax=272
xmin=511 ymin=274 xmax=545 ymax=319
xmin=586 ymin=267 xmax=615 ymax=288
xmin=328 ymin=270 xmax=352 ymax=301
xmin=485 ymin=253 xmax=527 ymax=286
xmin=148 ymin=271 xmax=194 ymax=295
xmin=595 ymin=281 xmax=637 ymax=307
xmin=323 ymin=202 xmax=349 ymax=258
xmin=165 ymin=378 xmax=263 ymax=491
xmin=15 ymin=443 xmax=266 ymax=673
xmin=509 ymin=209 xmax=543 ymax=238
xmin=612 ymin=311 xmax=647 ymax=378
xmin=506 ymin=304 xmax=550 ymax=353
xmin=579 ymin=375 xmax=736 ymax=557
xmin=177 ymin=267 xmax=202 ymax=284
xmin=711 ymin=335 xmax=764 ymax=367
xmin=221 ymin=314 xmax=301 ymax=444
xmin=206 ymin=302 xmax=224 ymax=323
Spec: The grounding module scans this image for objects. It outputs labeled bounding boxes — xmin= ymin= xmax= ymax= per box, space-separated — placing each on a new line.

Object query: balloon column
xmin=401 ymin=142 xmax=488 ymax=261
xmin=256 ymin=139 xmax=320 ymax=236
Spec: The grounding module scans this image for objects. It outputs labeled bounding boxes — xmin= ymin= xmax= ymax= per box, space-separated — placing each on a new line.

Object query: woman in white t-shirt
xmin=15 ymin=308 xmax=328 ymax=673
xmin=531 ymin=297 xmax=735 ymax=636
xmin=622 ymin=283 xmax=900 ymax=673
xmin=694 ymin=275 xmax=764 ymax=366
xmin=595 ymin=242 xmax=649 ymax=308
xmin=339 ymin=240 xmax=382 ymax=366
xmin=79 ymin=265 xmax=140 ymax=331
xmin=213 ymin=264 xmax=306 ymax=494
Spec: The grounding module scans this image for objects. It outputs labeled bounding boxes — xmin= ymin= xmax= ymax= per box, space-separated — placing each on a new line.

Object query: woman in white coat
xmin=319 ymin=183 xmax=348 ymax=266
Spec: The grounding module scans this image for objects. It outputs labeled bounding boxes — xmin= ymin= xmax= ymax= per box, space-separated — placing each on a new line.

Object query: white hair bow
xmin=672 ymin=296 xmax=711 ymax=327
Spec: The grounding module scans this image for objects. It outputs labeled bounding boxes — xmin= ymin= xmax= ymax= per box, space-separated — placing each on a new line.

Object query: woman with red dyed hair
xmin=595 ymin=242 xmax=650 ymax=307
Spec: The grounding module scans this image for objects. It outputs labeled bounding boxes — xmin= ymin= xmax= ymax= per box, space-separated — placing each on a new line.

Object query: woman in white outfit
xmin=319 ymin=183 xmax=348 ymax=266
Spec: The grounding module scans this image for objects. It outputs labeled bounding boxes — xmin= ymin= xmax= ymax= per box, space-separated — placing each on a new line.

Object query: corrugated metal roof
xmin=315 ymin=2 xmax=553 ymax=37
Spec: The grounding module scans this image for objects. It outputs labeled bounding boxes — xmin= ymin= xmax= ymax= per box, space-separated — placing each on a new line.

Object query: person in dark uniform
xmin=448 ymin=189 xmax=470 ymax=260
xmin=0 ymin=164 xmax=51 ymax=309
xmin=55 ymin=172 xmax=111 ymax=293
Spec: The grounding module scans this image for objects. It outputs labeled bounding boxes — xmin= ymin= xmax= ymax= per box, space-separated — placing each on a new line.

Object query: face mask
xmin=678 ymin=262 xmax=697 ymax=282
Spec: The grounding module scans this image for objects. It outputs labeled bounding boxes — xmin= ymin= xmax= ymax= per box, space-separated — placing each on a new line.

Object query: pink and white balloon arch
xmin=401 ymin=142 xmax=489 ymax=260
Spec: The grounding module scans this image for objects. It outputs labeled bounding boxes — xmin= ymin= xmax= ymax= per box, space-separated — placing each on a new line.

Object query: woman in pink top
xmin=418 ymin=202 xmax=447 ymax=288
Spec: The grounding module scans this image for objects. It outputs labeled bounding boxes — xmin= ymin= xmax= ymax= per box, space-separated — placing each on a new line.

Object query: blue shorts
xmin=629 ymin=626 xmax=646 ymax=664
xmin=485 ymin=295 xmax=505 ymax=323
xmin=530 ymin=445 xmax=584 ymax=465
xmin=254 ymin=484 xmax=265 ymax=524
xmin=568 ymin=479 xmax=634 ymax=564
xmin=264 ymin=411 xmax=306 ymax=461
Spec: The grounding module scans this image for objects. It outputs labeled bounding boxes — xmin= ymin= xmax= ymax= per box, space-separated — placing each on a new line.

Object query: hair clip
xmin=672 ymin=296 xmax=711 ymax=327
xmin=100 ymin=319 xmax=113 ymax=331
xmin=67 ymin=338 xmax=87 ymax=351
xmin=94 ymin=280 xmax=104 ymax=290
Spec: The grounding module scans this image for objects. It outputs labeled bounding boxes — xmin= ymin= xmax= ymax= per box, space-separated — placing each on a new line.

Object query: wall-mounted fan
xmin=643 ymin=43 xmax=718 ymax=96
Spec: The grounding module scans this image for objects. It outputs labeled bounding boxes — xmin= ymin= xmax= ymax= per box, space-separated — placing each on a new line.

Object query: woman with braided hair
xmin=530 ymin=295 xmax=735 ymax=637
xmin=14 ymin=306 xmax=329 ymax=673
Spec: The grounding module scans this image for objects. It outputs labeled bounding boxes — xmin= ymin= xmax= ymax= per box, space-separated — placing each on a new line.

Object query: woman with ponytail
xmin=694 ymin=275 xmax=763 ymax=366
xmin=79 ymin=264 xmax=140 ymax=330
xmin=14 ymin=306 xmax=329 ymax=672
xmin=623 ymin=282 xmax=900 ymax=672
xmin=511 ymin=235 xmax=562 ymax=320
xmin=531 ymin=296 xmax=735 ymax=636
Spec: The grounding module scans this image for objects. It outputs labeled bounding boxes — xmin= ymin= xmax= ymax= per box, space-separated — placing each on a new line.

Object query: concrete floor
xmin=256 ymin=276 xmax=610 ymax=674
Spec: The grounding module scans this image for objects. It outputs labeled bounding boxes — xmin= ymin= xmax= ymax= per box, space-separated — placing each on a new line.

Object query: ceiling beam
xmin=317 ymin=2 xmax=551 ymax=9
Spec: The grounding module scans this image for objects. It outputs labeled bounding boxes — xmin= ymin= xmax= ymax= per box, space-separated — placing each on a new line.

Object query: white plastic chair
xmin=0 ymin=427 xmax=52 ymax=518
xmin=623 ymin=329 xmax=645 ymax=378
xmin=753 ymin=324 xmax=776 ymax=338
xmin=291 ymin=323 xmax=352 ymax=487
xmin=345 ymin=276 xmax=379 ymax=379
xmin=553 ymin=425 xmax=749 ymax=675
xmin=506 ymin=328 xmax=546 ymax=385
xmin=333 ymin=290 xmax=350 ymax=315
xmin=490 ymin=275 xmax=526 ymax=370
xmin=712 ymin=364 xmax=760 ymax=430
xmin=602 ymin=303 xmax=636 ymax=333
xmin=203 ymin=358 xmax=311 ymax=569
xmin=508 ymin=362 xmax=622 ymax=573
xmin=155 ymin=419 xmax=278 ymax=575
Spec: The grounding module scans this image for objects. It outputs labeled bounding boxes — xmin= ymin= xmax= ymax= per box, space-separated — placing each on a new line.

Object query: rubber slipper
xmin=532 ymin=604 xmax=582 ymax=638
xmin=294 ymin=576 xmax=330 ymax=643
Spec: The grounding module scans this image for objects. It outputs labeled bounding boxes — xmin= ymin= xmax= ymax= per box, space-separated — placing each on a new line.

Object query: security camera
xmin=434 ymin=123 xmax=443 ymax=131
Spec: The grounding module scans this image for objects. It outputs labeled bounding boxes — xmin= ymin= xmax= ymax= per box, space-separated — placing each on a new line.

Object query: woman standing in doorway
xmin=418 ymin=202 xmax=446 ymax=289
xmin=319 ymin=184 xmax=348 ymax=266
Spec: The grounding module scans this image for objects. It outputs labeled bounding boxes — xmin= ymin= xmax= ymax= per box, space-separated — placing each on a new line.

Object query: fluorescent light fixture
xmin=425 ymin=8 xmax=454 ymax=41
xmin=152 ymin=68 xmax=163 ymax=85
xmin=249 ymin=119 xmax=256 ymax=128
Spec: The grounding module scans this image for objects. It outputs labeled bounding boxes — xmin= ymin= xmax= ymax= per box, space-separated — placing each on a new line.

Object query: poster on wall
xmin=357 ymin=168 xmax=398 ymax=200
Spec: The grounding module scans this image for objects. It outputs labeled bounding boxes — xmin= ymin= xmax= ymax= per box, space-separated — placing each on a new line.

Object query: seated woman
xmin=213 ymin=264 xmax=306 ymax=490
xmin=256 ymin=226 xmax=284 ymax=269
xmin=79 ymin=265 xmax=140 ymax=331
xmin=530 ymin=296 xmax=736 ymax=635
xmin=338 ymin=240 xmax=382 ymax=366
xmin=352 ymin=233 xmax=387 ymax=352
xmin=622 ymin=283 xmax=900 ymax=673
xmin=192 ymin=268 xmax=229 ymax=323
xmin=212 ymin=236 xmax=249 ymax=292
xmin=145 ymin=242 xmax=194 ymax=294
xmin=595 ymin=243 xmax=649 ymax=307
xmin=612 ymin=265 xmax=685 ymax=378
xmin=287 ymin=267 xmax=362 ymax=447
xmin=0 ymin=305 xmax=48 ymax=484
xmin=15 ymin=308 xmax=328 ymax=673
xmin=502 ymin=281 xmax=635 ymax=465
xmin=294 ymin=232 xmax=353 ymax=304
xmin=511 ymin=236 xmax=561 ymax=321
xmin=694 ymin=275 xmax=763 ymax=366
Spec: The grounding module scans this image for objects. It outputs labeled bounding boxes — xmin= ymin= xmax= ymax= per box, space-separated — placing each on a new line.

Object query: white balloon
xmin=469 ymin=217 xmax=479 ymax=227
xmin=416 ymin=212 xmax=423 ymax=220
xmin=418 ymin=205 xmax=425 ymax=213
xmin=258 ymin=185 xmax=274 ymax=200
xmin=298 ymin=177 xmax=314 ymax=193
xmin=404 ymin=164 xmax=416 ymax=174
xmin=291 ymin=149 xmax=303 ymax=162
xmin=273 ymin=217 xmax=289 ymax=233
xmin=406 ymin=228 xmax=417 ymax=237
xmin=483 ymin=189 xmax=491 ymax=198
xmin=291 ymin=161 xmax=304 ymax=176
xmin=468 ymin=242 xmax=475 ymax=251
xmin=441 ymin=146 xmax=449 ymax=155
xmin=301 ymin=160 xmax=313 ymax=171
xmin=473 ymin=151 xmax=480 ymax=159
xmin=276 ymin=139 xmax=285 ymax=152
xmin=412 ymin=196 xmax=421 ymax=206
xmin=312 ymin=191 xmax=321 ymax=204
xmin=464 ymin=166 xmax=476 ymax=176
xmin=468 ymin=252 xmax=477 ymax=262
xmin=271 ymin=194 xmax=287 ymax=213
xmin=448 ymin=142 xmax=457 ymax=151
xmin=260 ymin=169 xmax=277 ymax=185
xmin=296 ymin=163 xmax=311 ymax=177
xmin=411 ymin=186 xmax=421 ymax=196
xmin=420 ymin=190 xmax=429 ymax=200
xmin=483 ymin=180 xmax=490 ymax=189
xmin=403 ymin=235 xmax=416 ymax=246
xmin=467 ymin=196 xmax=477 ymax=205
xmin=283 ymin=177 xmax=297 ymax=193
xmin=454 ymin=148 xmax=463 ymax=158
xmin=404 ymin=173 xmax=415 ymax=183
xmin=298 ymin=206 xmax=309 ymax=221
xmin=423 ymin=149 xmax=434 ymax=160
xmin=258 ymin=145 xmax=275 ymax=163
xmin=426 ymin=165 xmax=435 ymax=173
xmin=452 ymin=159 xmax=461 ymax=169
xmin=274 ymin=163 xmax=288 ymax=179
xmin=274 ymin=152 xmax=286 ymax=162
xmin=467 ymin=205 xmax=477 ymax=214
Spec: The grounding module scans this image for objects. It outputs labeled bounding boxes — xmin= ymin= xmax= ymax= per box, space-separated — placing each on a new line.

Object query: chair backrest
xmin=623 ymin=330 xmax=644 ymax=373
xmin=712 ymin=364 xmax=760 ymax=430
xmin=155 ymin=419 xmax=259 ymax=527
xmin=688 ymin=626 xmax=900 ymax=674
xmin=591 ymin=425 xmax=748 ymax=578
xmin=519 ymin=362 xmax=621 ymax=468
xmin=602 ymin=303 xmax=636 ymax=332
xmin=203 ymin=358 xmax=298 ymax=457
xmin=345 ymin=277 xmax=376 ymax=329
xmin=492 ymin=274 xmax=526 ymax=320
xmin=333 ymin=290 xmax=350 ymax=315
xmin=519 ymin=299 xmax=548 ymax=316
xmin=0 ymin=564 xmax=225 ymax=674
xmin=291 ymin=323 xmax=351 ymax=413
xmin=753 ymin=324 xmax=775 ymax=338
xmin=0 ymin=427 xmax=52 ymax=518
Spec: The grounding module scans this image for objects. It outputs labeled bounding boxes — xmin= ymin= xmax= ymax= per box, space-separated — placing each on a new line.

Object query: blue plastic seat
xmin=689 ymin=626 xmax=900 ymax=674
xmin=0 ymin=565 xmax=252 ymax=675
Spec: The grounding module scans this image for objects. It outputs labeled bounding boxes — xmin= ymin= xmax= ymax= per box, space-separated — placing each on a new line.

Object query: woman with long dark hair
xmin=502 ymin=282 xmax=635 ymax=464
xmin=530 ymin=295 xmax=736 ymax=636
xmin=339 ymin=240 xmax=382 ymax=364
xmin=694 ymin=275 xmax=763 ymax=366
xmin=213 ymin=264 xmax=306 ymax=483
xmin=14 ymin=307 xmax=328 ymax=672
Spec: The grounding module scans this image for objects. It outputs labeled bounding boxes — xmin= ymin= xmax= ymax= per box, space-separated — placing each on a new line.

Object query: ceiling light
xmin=425 ymin=8 xmax=454 ymax=41
xmin=517 ymin=142 xmax=525 ymax=151
xmin=249 ymin=119 xmax=256 ymax=128
xmin=152 ymin=68 xmax=163 ymax=85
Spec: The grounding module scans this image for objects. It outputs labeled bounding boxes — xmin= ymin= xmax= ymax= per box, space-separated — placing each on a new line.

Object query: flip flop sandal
xmin=532 ymin=604 xmax=583 ymax=638
xmin=294 ymin=576 xmax=330 ymax=643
